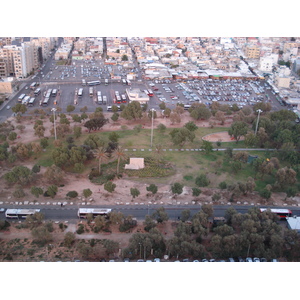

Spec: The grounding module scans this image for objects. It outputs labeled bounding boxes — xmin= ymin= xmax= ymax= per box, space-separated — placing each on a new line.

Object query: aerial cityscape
xmin=0 ymin=36 xmax=300 ymax=263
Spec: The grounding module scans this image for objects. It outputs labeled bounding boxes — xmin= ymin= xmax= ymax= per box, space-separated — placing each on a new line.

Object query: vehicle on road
xmin=5 ymin=209 xmax=40 ymax=219
xmin=77 ymin=208 xmax=112 ymax=219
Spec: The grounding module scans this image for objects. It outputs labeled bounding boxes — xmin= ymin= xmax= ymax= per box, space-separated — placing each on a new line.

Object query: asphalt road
xmin=1 ymin=204 xmax=300 ymax=223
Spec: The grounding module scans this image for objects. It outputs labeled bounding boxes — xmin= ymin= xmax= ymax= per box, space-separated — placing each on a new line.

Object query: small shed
xmin=125 ymin=158 xmax=145 ymax=170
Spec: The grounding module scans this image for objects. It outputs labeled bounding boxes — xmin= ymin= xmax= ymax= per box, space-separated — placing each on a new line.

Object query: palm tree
xmin=92 ymin=147 xmax=109 ymax=174
xmin=113 ymin=146 xmax=127 ymax=174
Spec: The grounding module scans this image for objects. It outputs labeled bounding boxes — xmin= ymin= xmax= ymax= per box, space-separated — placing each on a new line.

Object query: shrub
xmin=195 ymin=174 xmax=210 ymax=187
xmin=219 ymin=181 xmax=227 ymax=190
xmin=76 ymin=224 xmax=85 ymax=234
xmin=66 ymin=191 xmax=78 ymax=198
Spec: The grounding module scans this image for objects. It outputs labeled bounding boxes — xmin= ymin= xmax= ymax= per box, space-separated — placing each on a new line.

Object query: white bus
xmin=102 ymin=95 xmax=107 ymax=105
xmin=42 ymin=97 xmax=50 ymax=106
xmin=82 ymin=79 xmax=86 ymax=86
xmin=87 ymin=80 xmax=100 ymax=86
xmin=78 ymin=208 xmax=112 ymax=219
xmin=5 ymin=209 xmax=41 ymax=219
xmin=34 ymin=88 xmax=41 ymax=96
xmin=28 ymin=97 xmax=36 ymax=106
xmin=22 ymin=95 xmax=31 ymax=105
xmin=30 ymin=82 xmax=37 ymax=89
xmin=259 ymin=208 xmax=292 ymax=219
xmin=78 ymin=88 xmax=83 ymax=97
xmin=18 ymin=94 xmax=26 ymax=102
xmin=122 ymin=79 xmax=127 ymax=85
xmin=52 ymin=89 xmax=57 ymax=97
xmin=97 ymin=95 xmax=102 ymax=104
xmin=89 ymin=87 xmax=94 ymax=97
xmin=105 ymin=79 xmax=108 ymax=86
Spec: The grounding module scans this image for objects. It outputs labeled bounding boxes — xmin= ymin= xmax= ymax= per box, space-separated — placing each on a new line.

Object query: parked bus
xmin=18 ymin=94 xmax=26 ymax=102
xmin=22 ymin=95 xmax=30 ymax=105
xmin=105 ymin=79 xmax=108 ymax=86
xmin=115 ymin=94 xmax=122 ymax=104
xmin=78 ymin=88 xmax=83 ymax=97
xmin=147 ymin=89 xmax=153 ymax=97
xmin=87 ymin=80 xmax=100 ymax=86
xmin=78 ymin=208 xmax=112 ymax=219
xmin=97 ymin=95 xmax=102 ymax=104
xmin=28 ymin=97 xmax=36 ymax=107
xmin=259 ymin=208 xmax=292 ymax=219
xmin=126 ymin=80 xmax=131 ymax=86
xmin=34 ymin=88 xmax=41 ymax=96
xmin=121 ymin=94 xmax=127 ymax=103
xmin=52 ymin=89 xmax=57 ymax=97
xmin=82 ymin=79 xmax=86 ymax=86
xmin=102 ymin=95 xmax=107 ymax=105
xmin=89 ymin=87 xmax=94 ymax=97
xmin=30 ymin=82 xmax=37 ymax=90
xmin=42 ymin=97 xmax=50 ymax=106
xmin=5 ymin=209 xmax=40 ymax=219
xmin=122 ymin=79 xmax=127 ymax=85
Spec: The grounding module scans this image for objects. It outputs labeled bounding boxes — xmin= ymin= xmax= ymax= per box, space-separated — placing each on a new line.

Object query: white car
xmin=246 ymin=257 xmax=253 ymax=262
xmin=0 ymin=208 xmax=5 ymax=213
xmin=153 ymin=258 xmax=160 ymax=262
xmin=253 ymin=257 xmax=260 ymax=262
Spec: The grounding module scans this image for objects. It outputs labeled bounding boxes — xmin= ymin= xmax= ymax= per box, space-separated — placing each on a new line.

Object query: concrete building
xmin=126 ymin=88 xmax=149 ymax=104
xmin=286 ymin=216 xmax=300 ymax=233
xmin=245 ymin=45 xmax=260 ymax=59
xmin=259 ymin=54 xmax=278 ymax=72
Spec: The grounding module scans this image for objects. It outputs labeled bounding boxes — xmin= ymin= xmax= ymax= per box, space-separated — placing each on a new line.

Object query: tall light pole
xmin=51 ymin=108 xmax=57 ymax=140
xmin=255 ymin=109 xmax=262 ymax=135
xmin=150 ymin=108 xmax=155 ymax=148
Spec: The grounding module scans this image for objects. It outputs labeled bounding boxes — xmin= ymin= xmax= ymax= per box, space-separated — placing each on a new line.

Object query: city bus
xmin=30 ymin=82 xmax=37 ymax=90
xmin=78 ymin=88 xmax=83 ymax=97
xmin=121 ymin=94 xmax=127 ymax=103
xmin=115 ymin=94 xmax=122 ymax=104
xmin=22 ymin=95 xmax=30 ymax=105
xmin=82 ymin=79 xmax=86 ymax=86
xmin=147 ymin=89 xmax=153 ymax=97
xmin=105 ymin=79 xmax=108 ymax=86
xmin=28 ymin=97 xmax=36 ymax=107
xmin=102 ymin=95 xmax=107 ymax=105
xmin=89 ymin=87 xmax=94 ymax=97
xmin=52 ymin=89 xmax=57 ymax=97
xmin=18 ymin=94 xmax=26 ymax=102
xmin=126 ymin=80 xmax=131 ymax=86
xmin=77 ymin=208 xmax=112 ymax=219
xmin=259 ymin=208 xmax=292 ymax=219
xmin=34 ymin=88 xmax=41 ymax=96
xmin=122 ymin=79 xmax=127 ymax=85
xmin=87 ymin=80 xmax=100 ymax=86
xmin=42 ymin=97 xmax=50 ymax=106
xmin=97 ymin=95 xmax=102 ymax=104
xmin=5 ymin=209 xmax=41 ymax=219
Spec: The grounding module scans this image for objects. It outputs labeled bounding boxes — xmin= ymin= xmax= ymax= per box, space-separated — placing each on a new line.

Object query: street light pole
xmin=51 ymin=108 xmax=57 ymax=140
xmin=255 ymin=109 xmax=262 ymax=135
xmin=150 ymin=108 xmax=155 ymax=148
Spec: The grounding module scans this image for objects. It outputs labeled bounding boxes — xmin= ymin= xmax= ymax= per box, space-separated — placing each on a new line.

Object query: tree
xmin=31 ymin=226 xmax=53 ymax=246
xmin=171 ymin=182 xmax=183 ymax=195
xmin=121 ymin=101 xmax=143 ymax=120
xmin=47 ymin=185 xmax=58 ymax=198
xmin=44 ymin=165 xmax=65 ymax=185
xmin=130 ymin=187 xmax=140 ymax=199
xmin=151 ymin=207 xmax=169 ymax=223
xmin=189 ymin=104 xmax=211 ymax=120
xmin=201 ymin=140 xmax=213 ymax=154
xmin=40 ymin=137 xmax=49 ymax=149
xmin=228 ymin=121 xmax=248 ymax=143
xmin=143 ymin=215 xmax=157 ymax=232
xmin=215 ymin=110 xmax=226 ymax=125
xmin=31 ymin=186 xmax=43 ymax=198
xmin=113 ymin=146 xmax=127 ymax=174
xmin=8 ymin=131 xmax=17 ymax=142
xmin=180 ymin=209 xmax=191 ymax=222
xmin=111 ymin=112 xmax=119 ymax=122
xmin=169 ymin=128 xmax=195 ymax=146
xmin=83 ymin=188 xmax=93 ymax=199
xmin=275 ymin=167 xmax=297 ymax=189
xmin=64 ymin=232 xmax=76 ymax=248
xmin=73 ymin=126 xmax=82 ymax=139
xmin=146 ymin=184 xmax=158 ymax=195
xmin=104 ymin=181 xmax=116 ymax=193
xmin=3 ymin=166 xmax=33 ymax=186
xmin=84 ymin=117 xmax=108 ymax=132
xmin=195 ymin=174 xmax=210 ymax=187
xmin=184 ymin=121 xmax=198 ymax=132
xmin=170 ymin=112 xmax=181 ymax=124
xmin=102 ymin=239 xmax=119 ymax=256
xmin=52 ymin=147 xmax=70 ymax=167
xmin=11 ymin=103 xmax=27 ymax=115
xmin=192 ymin=187 xmax=201 ymax=196
xmin=66 ymin=105 xmax=75 ymax=114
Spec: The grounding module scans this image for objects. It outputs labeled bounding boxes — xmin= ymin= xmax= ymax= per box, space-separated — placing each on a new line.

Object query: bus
xmin=105 ymin=79 xmax=108 ymax=86
xmin=122 ymin=79 xmax=127 ymax=85
xmin=30 ymin=82 xmax=37 ymax=90
xmin=147 ymin=89 xmax=153 ymax=97
xmin=52 ymin=89 xmax=57 ymax=97
xmin=126 ymin=80 xmax=131 ymax=86
xmin=102 ymin=95 xmax=107 ymax=105
xmin=78 ymin=88 xmax=83 ymax=97
xmin=34 ymin=88 xmax=41 ymax=96
xmin=82 ymin=79 xmax=86 ymax=86
xmin=89 ymin=87 xmax=94 ymax=97
xmin=78 ymin=208 xmax=112 ymax=219
xmin=121 ymin=94 xmax=127 ymax=103
xmin=87 ymin=80 xmax=100 ymax=86
xmin=28 ymin=97 xmax=35 ymax=106
xmin=97 ymin=95 xmax=102 ymax=104
xmin=5 ymin=209 xmax=40 ymax=219
xmin=18 ymin=94 xmax=26 ymax=102
xmin=42 ymin=97 xmax=50 ymax=106
xmin=259 ymin=208 xmax=292 ymax=219
xmin=115 ymin=95 xmax=122 ymax=104
xmin=22 ymin=95 xmax=30 ymax=105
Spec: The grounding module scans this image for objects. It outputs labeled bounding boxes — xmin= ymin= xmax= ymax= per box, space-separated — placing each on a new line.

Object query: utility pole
xmin=255 ymin=109 xmax=262 ymax=135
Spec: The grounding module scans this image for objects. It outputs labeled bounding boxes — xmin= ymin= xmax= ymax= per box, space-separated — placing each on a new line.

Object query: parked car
xmin=253 ymin=257 xmax=260 ymax=262
xmin=246 ymin=257 xmax=253 ymax=262
xmin=153 ymin=258 xmax=160 ymax=262
xmin=228 ymin=258 xmax=235 ymax=262
xmin=0 ymin=208 xmax=5 ymax=213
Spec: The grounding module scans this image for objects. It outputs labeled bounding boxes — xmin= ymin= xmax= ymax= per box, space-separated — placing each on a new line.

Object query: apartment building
xmin=245 ymin=45 xmax=260 ymax=59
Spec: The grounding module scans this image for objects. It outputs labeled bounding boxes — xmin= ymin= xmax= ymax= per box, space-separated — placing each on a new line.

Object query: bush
xmin=76 ymin=224 xmax=85 ymax=234
xmin=219 ymin=181 xmax=227 ymax=190
xmin=66 ymin=191 xmax=78 ymax=198
xmin=195 ymin=174 xmax=210 ymax=187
